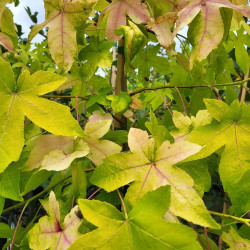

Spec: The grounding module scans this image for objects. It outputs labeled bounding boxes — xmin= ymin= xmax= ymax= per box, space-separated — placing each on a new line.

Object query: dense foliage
xmin=0 ymin=0 xmax=250 ymax=249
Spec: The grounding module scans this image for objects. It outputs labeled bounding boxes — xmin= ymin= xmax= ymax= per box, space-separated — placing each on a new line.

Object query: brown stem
xmin=75 ymin=96 xmax=79 ymax=123
xmin=110 ymin=46 xmax=117 ymax=88
xmin=115 ymin=38 xmax=127 ymax=129
xmin=240 ymin=67 xmax=249 ymax=102
xmin=218 ymin=201 xmax=227 ymax=250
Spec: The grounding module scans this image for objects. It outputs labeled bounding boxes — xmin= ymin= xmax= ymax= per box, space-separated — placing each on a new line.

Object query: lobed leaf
xmin=91 ymin=128 xmax=220 ymax=229
xmin=69 ymin=187 xmax=202 ymax=249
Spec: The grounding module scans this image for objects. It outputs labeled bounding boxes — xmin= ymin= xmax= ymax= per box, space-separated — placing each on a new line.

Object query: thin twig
xmin=218 ymin=201 xmax=227 ymax=250
xmin=10 ymin=202 xmax=29 ymax=249
xmin=129 ymin=78 xmax=250 ymax=96
xmin=210 ymin=86 xmax=222 ymax=101
xmin=87 ymin=188 xmax=102 ymax=200
xmin=240 ymin=67 xmax=249 ymax=102
xmin=175 ymin=87 xmax=188 ymax=116
xmin=204 ymin=227 xmax=211 ymax=250
xmin=42 ymin=94 xmax=89 ymax=100
xmin=75 ymin=96 xmax=79 ymax=124
xmin=188 ymin=222 xmax=207 ymax=249
xmin=209 ymin=210 xmax=250 ymax=226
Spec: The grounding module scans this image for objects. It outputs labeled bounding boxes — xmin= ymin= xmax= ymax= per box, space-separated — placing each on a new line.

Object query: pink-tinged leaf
xmin=190 ymin=5 xmax=224 ymax=65
xmin=25 ymin=135 xmax=89 ymax=172
xmin=85 ymin=138 xmax=122 ymax=166
xmin=25 ymin=135 xmax=74 ymax=171
xmin=28 ymin=192 xmax=83 ymax=250
xmin=0 ymin=32 xmax=14 ymax=52
xmin=173 ymin=0 xmax=201 ymax=36
xmin=128 ymin=128 xmax=149 ymax=154
xmin=25 ymin=113 xmax=121 ymax=171
xmin=40 ymin=144 xmax=89 ymax=172
xmin=85 ymin=111 xmax=112 ymax=138
xmin=28 ymin=0 xmax=97 ymax=72
xmin=147 ymin=12 xmax=177 ymax=49
xmin=209 ymin=0 xmax=250 ymax=17
xmin=91 ymin=128 xmax=220 ymax=229
xmin=173 ymin=0 xmax=250 ymax=63
xmin=100 ymin=0 xmax=150 ymax=41
xmin=88 ymin=111 xmax=112 ymax=123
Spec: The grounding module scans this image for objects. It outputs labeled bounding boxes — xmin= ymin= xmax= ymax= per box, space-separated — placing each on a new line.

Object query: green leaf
xmin=91 ymin=128 xmax=220 ymax=229
xmin=235 ymin=39 xmax=250 ymax=75
xmin=21 ymin=170 xmax=53 ymax=196
xmin=178 ymin=158 xmax=215 ymax=196
xmin=188 ymin=99 xmax=250 ymax=214
xmin=115 ymin=20 xmax=147 ymax=68
xmin=69 ymin=186 xmax=202 ymax=249
xmin=222 ymin=227 xmax=250 ymax=249
xmin=0 ymin=162 xmax=22 ymax=201
xmin=72 ymin=160 xmax=87 ymax=199
xmin=133 ymin=45 xmax=171 ymax=84
xmin=0 ymin=58 xmax=86 ymax=173
xmin=27 ymin=191 xmax=83 ymax=250
xmin=103 ymin=130 xmax=128 ymax=145
xmin=145 ymin=110 xmax=173 ymax=148
xmin=0 ymin=197 xmax=4 ymax=215
xmin=28 ymin=0 xmax=97 ymax=72
xmin=171 ymin=110 xmax=212 ymax=138
xmin=79 ymin=37 xmax=114 ymax=69
xmin=0 ymin=223 xmax=13 ymax=238
xmin=107 ymin=91 xmax=132 ymax=114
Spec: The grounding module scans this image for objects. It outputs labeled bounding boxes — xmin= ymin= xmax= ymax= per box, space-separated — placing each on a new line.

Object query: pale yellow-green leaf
xmin=147 ymin=12 xmax=177 ymax=49
xmin=28 ymin=192 xmax=83 ymax=250
xmin=92 ymin=128 xmax=220 ymax=229
xmin=0 ymin=58 xmax=85 ymax=173
xmin=222 ymin=227 xmax=250 ymax=249
xmin=40 ymin=140 xmax=89 ymax=172
xmin=29 ymin=0 xmax=98 ymax=72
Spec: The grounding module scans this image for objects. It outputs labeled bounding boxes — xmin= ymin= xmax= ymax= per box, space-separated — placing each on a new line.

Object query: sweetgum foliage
xmin=0 ymin=0 xmax=250 ymax=249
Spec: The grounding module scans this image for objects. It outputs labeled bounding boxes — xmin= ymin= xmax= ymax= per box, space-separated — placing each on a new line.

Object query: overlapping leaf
xmin=115 ymin=21 xmax=147 ymax=69
xmin=171 ymin=110 xmax=213 ymax=138
xmin=222 ymin=227 xmax=250 ymax=249
xmin=28 ymin=191 xmax=83 ymax=250
xmin=0 ymin=58 xmax=85 ymax=173
xmin=25 ymin=135 xmax=89 ymax=172
xmin=91 ymin=128 xmax=220 ymax=229
xmin=69 ymin=186 xmax=202 ymax=249
xmin=29 ymin=0 xmax=97 ymax=72
xmin=188 ymin=99 xmax=250 ymax=214
xmin=173 ymin=0 xmax=250 ymax=64
xmin=25 ymin=111 xmax=121 ymax=171
xmin=147 ymin=12 xmax=177 ymax=49
xmin=99 ymin=0 xmax=150 ymax=41
xmin=83 ymin=111 xmax=122 ymax=166
xmin=0 ymin=1 xmax=17 ymax=52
